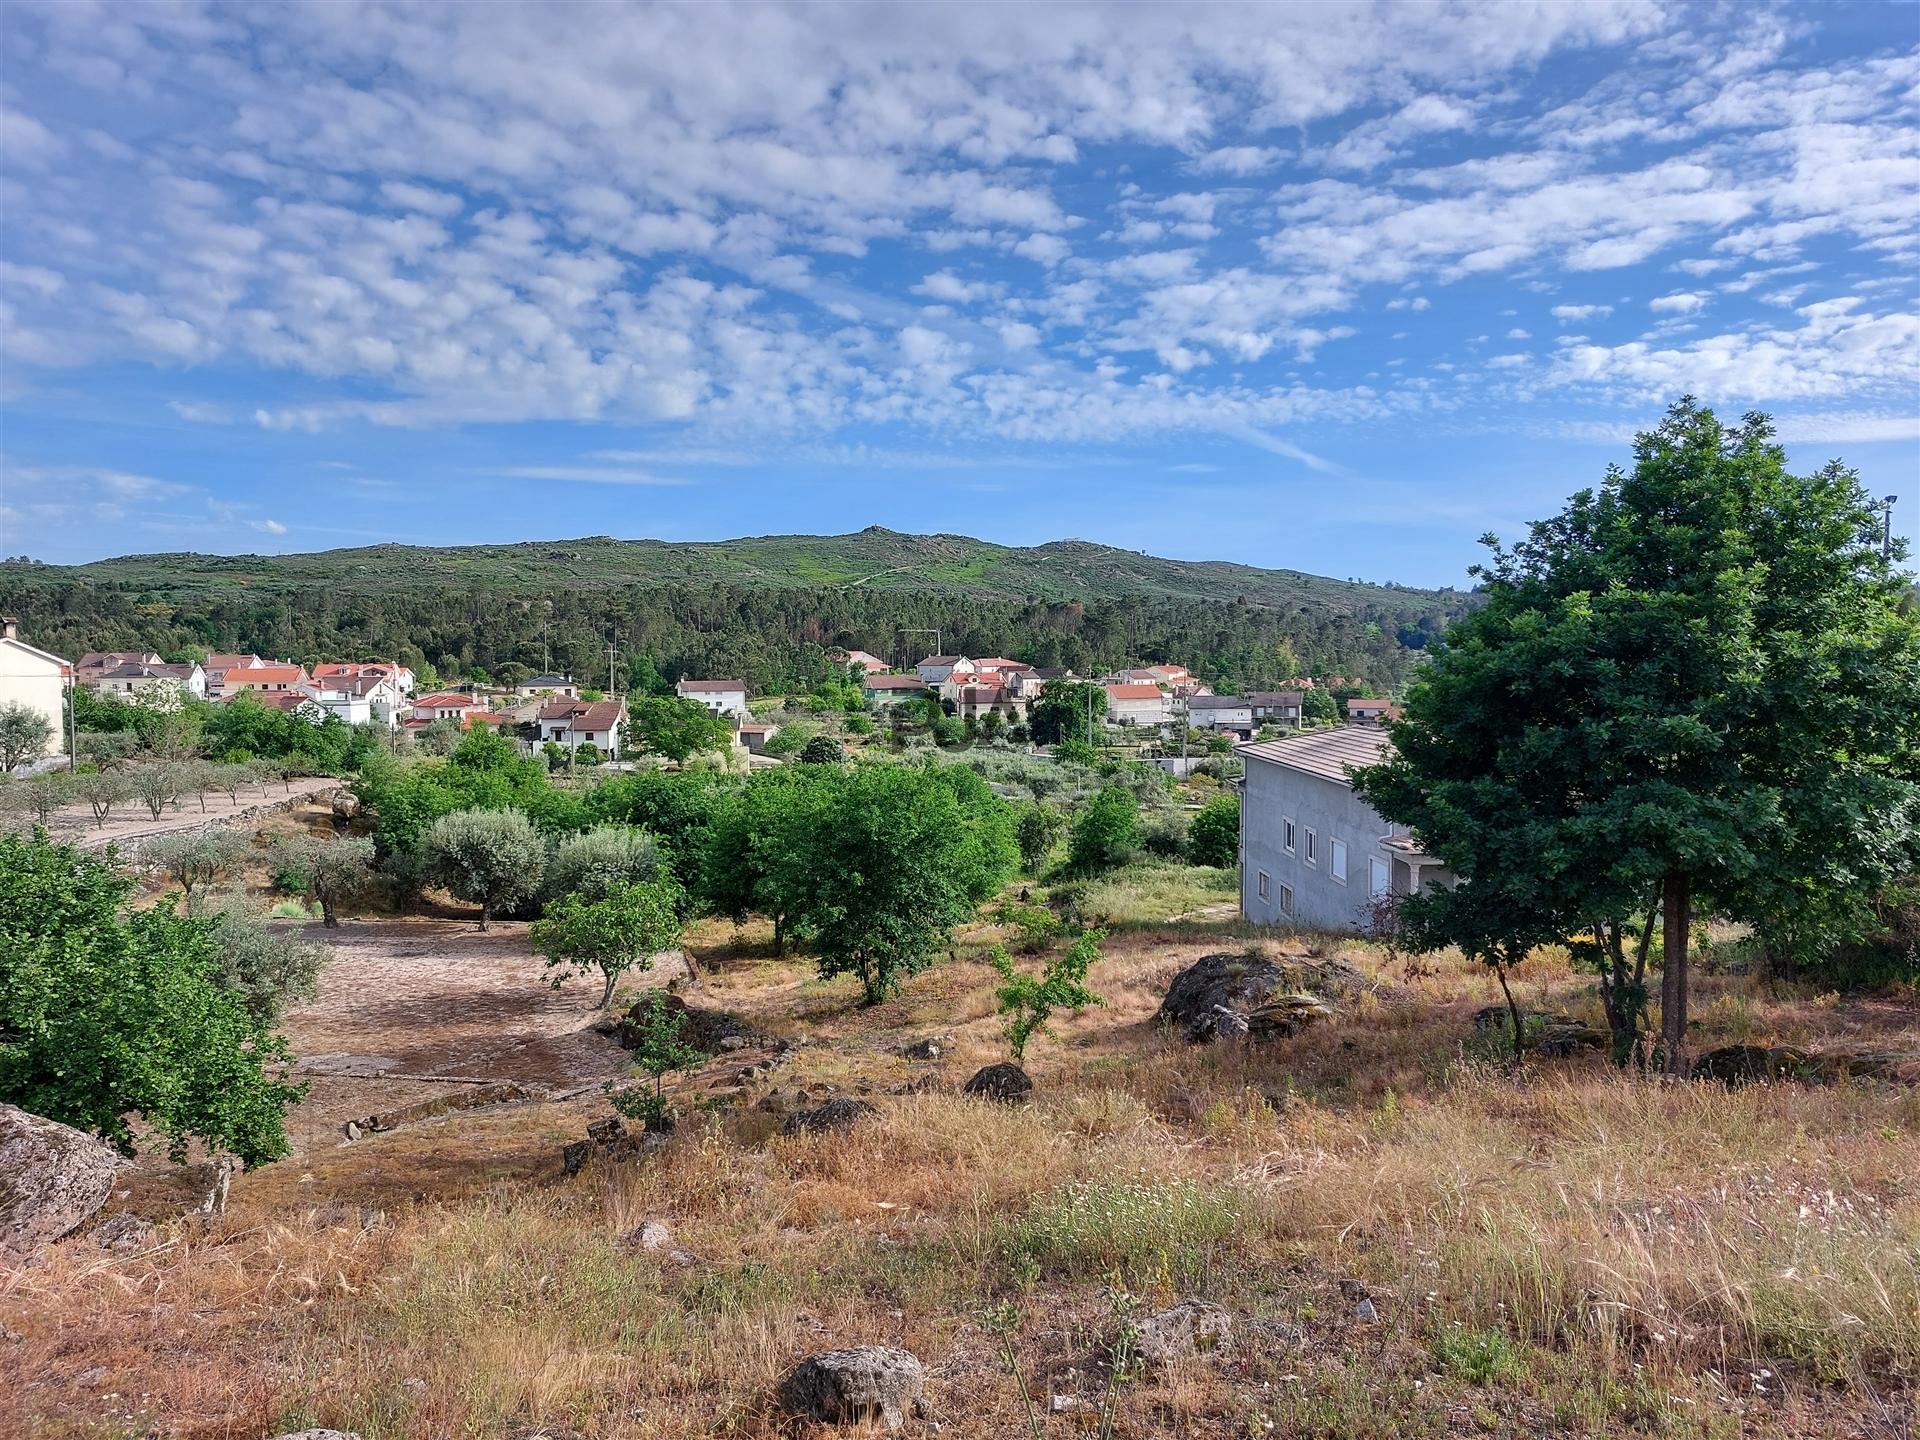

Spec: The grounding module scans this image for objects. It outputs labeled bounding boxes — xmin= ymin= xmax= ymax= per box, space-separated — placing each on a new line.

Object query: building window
xmin=1369 ymin=857 xmax=1390 ymax=898
xmin=1257 ymin=871 xmax=1270 ymax=901
xmin=1283 ymin=818 xmax=1296 ymax=855
xmin=1329 ymin=837 xmax=1348 ymax=885
xmin=1304 ymin=828 xmax=1317 ymax=866
xmin=1279 ymin=883 xmax=1294 ymax=915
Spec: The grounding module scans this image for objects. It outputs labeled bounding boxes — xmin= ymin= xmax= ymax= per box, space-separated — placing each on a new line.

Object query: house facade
xmin=863 ymin=674 xmax=930 ymax=706
xmin=1236 ymin=728 xmax=1451 ymax=932
xmin=310 ymin=673 xmax=404 ymax=728
xmin=535 ymin=697 xmax=627 ymax=755
xmin=676 ymin=678 xmax=748 ymax=718
xmin=916 ymin=655 xmax=975 ymax=686
xmin=1247 ymin=691 xmax=1305 ymax=726
xmin=411 ymin=691 xmax=488 ymax=725
xmin=516 ymin=673 xmax=578 ymax=698
xmin=1347 ymin=698 xmax=1399 ymax=724
xmin=87 ymin=660 xmax=206 ymax=702
xmin=0 ymin=618 xmax=71 ymax=770
xmin=225 ymin=664 xmax=313 ymax=699
xmin=203 ymin=654 xmax=268 ymax=698
xmin=1185 ymin=694 xmax=1254 ymax=733
xmin=1105 ymin=682 xmax=1171 ymax=726
xmin=836 ymin=648 xmax=890 ymax=676
xmin=948 ymin=676 xmax=1022 ymax=721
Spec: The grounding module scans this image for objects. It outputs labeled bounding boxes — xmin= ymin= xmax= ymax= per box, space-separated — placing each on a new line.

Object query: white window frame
xmin=1368 ymin=856 xmax=1390 ymax=898
xmin=1279 ymin=883 xmax=1294 ymax=915
xmin=1282 ymin=817 xmax=1296 ymax=856
xmin=1257 ymin=870 xmax=1271 ymax=901
xmin=1329 ymin=837 xmax=1348 ymax=885
xmin=1304 ymin=828 xmax=1317 ymax=867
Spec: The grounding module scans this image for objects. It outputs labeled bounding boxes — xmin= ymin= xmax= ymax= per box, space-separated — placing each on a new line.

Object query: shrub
xmin=608 ymin=990 xmax=705 ymax=1129
xmin=1068 ymin=786 xmax=1140 ymax=874
xmin=139 ymin=829 xmax=250 ymax=912
xmin=545 ymin=824 xmax=663 ymax=903
xmin=1188 ymin=792 xmax=1240 ymax=868
xmin=1431 ymin=1326 xmax=1520 ymax=1385
xmin=989 ymin=928 xmax=1104 ymax=1062
xmin=1015 ymin=803 xmax=1066 ymax=872
xmin=1139 ymin=807 xmax=1189 ymax=860
xmin=207 ymin=901 xmax=327 ymax=1022
xmin=1001 ymin=1179 xmax=1242 ymax=1290
xmin=798 ymin=734 xmax=845 ymax=764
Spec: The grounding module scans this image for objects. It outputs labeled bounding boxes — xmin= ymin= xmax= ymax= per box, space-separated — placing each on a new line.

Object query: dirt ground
xmin=16 ymin=778 xmax=341 ymax=851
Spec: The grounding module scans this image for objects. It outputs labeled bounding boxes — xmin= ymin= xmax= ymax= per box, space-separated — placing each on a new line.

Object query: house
xmin=1105 ymin=682 xmax=1171 ymax=726
xmin=1006 ymin=666 xmax=1074 ymax=701
xmin=675 ymin=678 xmax=749 ymax=718
xmin=1347 ymin=698 xmax=1399 ymax=724
xmin=410 ymin=691 xmax=489 ymax=725
xmin=309 ymin=672 xmax=404 ymax=728
xmin=75 ymin=650 xmax=162 ymax=687
xmin=970 ymin=657 xmax=1032 ymax=677
xmin=863 ymin=674 xmax=931 ymax=706
xmin=203 ymin=653 xmax=268 ymax=698
xmin=835 ymin=648 xmax=891 ymax=676
xmin=1247 ymin=691 xmax=1305 ymax=726
xmin=736 ymin=720 xmax=778 ymax=755
xmin=1235 ymin=728 xmax=1452 ymax=931
xmin=516 ymin=673 xmax=579 ymax=698
xmin=86 ymin=660 xmax=206 ymax=702
xmin=314 ymin=661 xmax=416 ymax=697
xmin=0 ymin=618 xmax=71 ymax=770
xmin=535 ymin=697 xmax=627 ymax=756
xmin=224 ymin=664 xmax=313 ymax=699
xmin=948 ymin=675 xmax=1022 ymax=721
xmin=916 ymin=655 xmax=976 ymax=686
xmin=1185 ymin=694 xmax=1254 ymax=734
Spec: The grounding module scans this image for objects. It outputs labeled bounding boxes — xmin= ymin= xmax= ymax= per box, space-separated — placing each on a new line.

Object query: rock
xmin=619 ymin=1219 xmax=698 ymax=1267
xmin=1352 ymin=1297 xmax=1380 ymax=1324
xmin=783 ymin=1098 xmax=878 ymax=1136
xmin=329 ymin=790 xmax=360 ymax=820
xmin=341 ymin=1121 xmax=362 ymax=1142
xmin=900 ymin=1037 xmax=945 ymax=1061
xmin=267 ymin=1432 xmax=364 ymax=1440
xmin=1693 ymin=1045 xmax=1808 ymax=1086
xmin=962 ymin=1062 xmax=1033 ymax=1104
xmin=560 ymin=1140 xmax=593 ymax=1177
xmin=610 ymin=992 xmax=755 ymax=1055
xmin=92 ymin=1213 xmax=156 ymax=1253
xmin=1048 ymin=1395 xmax=1077 ymax=1414
xmin=888 ymin=1074 xmax=941 ymax=1096
xmin=1132 ymin=1299 xmax=1233 ymax=1368
xmin=0 ymin=1323 xmax=21 ymax=1344
xmin=75 ymin=1365 xmax=108 ymax=1387
xmin=585 ymin=1116 xmax=626 ymax=1146
xmin=776 ymin=1346 xmax=926 ymax=1431
xmin=718 ymin=1035 xmax=749 ymax=1052
xmin=0 ymin=1104 xmax=122 ymax=1254
xmin=1534 ymin=1023 xmax=1609 ymax=1057
xmin=1158 ymin=952 xmax=1373 ymax=1044
xmin=1802 ymin=1047 xmax=1920 ymax=1084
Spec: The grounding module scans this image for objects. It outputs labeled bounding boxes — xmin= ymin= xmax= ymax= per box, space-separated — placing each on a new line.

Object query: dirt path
xmin=276 ymin=916 xmax=684 ymax=1155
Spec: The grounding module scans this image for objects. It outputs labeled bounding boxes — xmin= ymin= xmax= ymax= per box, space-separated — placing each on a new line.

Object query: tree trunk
xmin=1495 ymin=961 xmax=1525 ymax=1066
xmin=1660 ymin=871 xmax=1691 ymax=1076
xmin=321 ymin=899 xmax=337 ymax=928
xmin=599 ymin=967 xmax=617 ymax=1008
xmin=478 ymin=901 xmax=491 ymax=933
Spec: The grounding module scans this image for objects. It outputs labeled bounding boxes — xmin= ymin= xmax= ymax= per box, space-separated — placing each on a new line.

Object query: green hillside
xmin=0 ymin=528 xmax=1472 ymax=696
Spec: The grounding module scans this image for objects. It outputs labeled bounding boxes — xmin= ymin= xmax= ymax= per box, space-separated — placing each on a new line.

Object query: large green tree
xmin=424 ymin=807 xmax=546 ymax=929
xmin=0 ymin=832 xmax=303 ymax=1165
xmin=1027 ymin=680 xmax=1108 ymax=747
xmin=631 ymin=695 xmax=735 ymax=762
xmin=1356 ymin=401 xmax=1920 ymax=1072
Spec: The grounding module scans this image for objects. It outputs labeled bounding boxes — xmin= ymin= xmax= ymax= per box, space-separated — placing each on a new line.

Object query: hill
xmin=0 ymin=527 xmax=1473 ymax=694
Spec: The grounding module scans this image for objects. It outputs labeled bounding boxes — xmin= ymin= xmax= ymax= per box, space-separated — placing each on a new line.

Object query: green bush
xmin=1187 ymin=793 xmax=1240 ymax=868
xmin=1431 ymin=1326 xmax=1520 ymax=1384
xmin=424 ymin=807 xmax=545 ymax=929
xmin=545 ymin=824 xmax=663 ymax=903
xmin=1067 ymin=786 xmax=1140 ymax=874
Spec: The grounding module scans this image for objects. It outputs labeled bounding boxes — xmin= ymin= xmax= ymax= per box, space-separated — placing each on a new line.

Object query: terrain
xmin=5 ymin=796 xmax=1915 ymax=1440
xmin=0 ymin=529 xmax=1472 ymax=696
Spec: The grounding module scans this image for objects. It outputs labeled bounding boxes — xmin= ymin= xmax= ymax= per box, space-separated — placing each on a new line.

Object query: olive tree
xmin=424 ymin=807 xmax=545 ymax=930
xmin=545 ymin=824 xmax=663 ymax=903
xmin=140 ymin=828 xmax=250 ymax=912
xmin=272 ymin=833 xmax=378 ymax=927
xmin=0 ymin=701 xmax=53 ymax=773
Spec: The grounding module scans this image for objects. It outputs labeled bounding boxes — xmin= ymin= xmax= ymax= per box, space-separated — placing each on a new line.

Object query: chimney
xmin=1 ymin=617 xmax=18 ymax=641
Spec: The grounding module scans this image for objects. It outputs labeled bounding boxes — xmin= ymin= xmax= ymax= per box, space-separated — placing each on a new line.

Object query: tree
xmin=208 ymin=900 xmax=327 ymax=1021
xmin=989 ymin=929 xmax=1104 ymax=1062
xmin=769 ymin=762 xmax=1019 ymax=1004
xmin=73 ymin=770 xmax=130 ymax=828
xmin=609 ymin=991 xmax=704 ymax=1129
xmin=1028 ymin=680 xmax=1107 ymax=747
xmin=0 ymin=701 xmax=52 ymax=772
xmin=699 ymin=766 xmax=832 ymax=951
xmin=21 ymin=772 xmax=72 ymax=826
xmin=799 ymin=734 xmax=845 ymax=764
xmin=546 ymin=824 xmax=663 ymax=903
xmin=76 ymin=729 xmax=137 ymax=771
xmin=1187 ymin=793 xmax=1240 ymax=868
xmin=1015 ymin=803 xmax=1066 ymax=872
xmin=1355 ymin=400 xmax=1920 ymax=1074
xmin=631 ymin=695 xmax=734 ymax=763
xmin=1301 ymin=688 xmax=1338 ymax=725
xmin=0 ymin=831 xmax=303 ymax=1165
xmin=272 ymin=833 xmax=378 ymax=927
xmin=131 ymin=761 xmax=186 ymax=820
xmin=140 ymin=828 xmax=250 ymax=912
xmin=532 ymin=879 xmax=681 ymax=1007
xmin=1069 ymin=786 xmax=1141 ymax=874
xmin=424 ymin=807 xmax=545 ymax=929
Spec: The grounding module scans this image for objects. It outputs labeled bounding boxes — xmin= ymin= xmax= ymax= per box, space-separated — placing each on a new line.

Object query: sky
xmin=1 ymin=0 xmax=1915 ymax=588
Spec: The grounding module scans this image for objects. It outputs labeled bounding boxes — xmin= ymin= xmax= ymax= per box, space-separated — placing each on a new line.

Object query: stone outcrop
xmin=1132 ymin=1299 xmax=1233 ymax=1368
xmin=0 ymin=1105 xmax=121 ymax=1254
xmin=1158 ymin=951 xmax=1374 ymax=1043
xmin=782 ymin=1098 xmax=878 ymax=1136
xmin=776 ymin=1346 xmax=925 ymax=1431
xmin=961 ymin=1061 xmax=1033 ymax=1104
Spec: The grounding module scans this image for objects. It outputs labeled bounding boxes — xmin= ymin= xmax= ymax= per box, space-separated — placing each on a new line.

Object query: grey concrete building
xmin=1235 ymin=727 xmax=1451 ymax=931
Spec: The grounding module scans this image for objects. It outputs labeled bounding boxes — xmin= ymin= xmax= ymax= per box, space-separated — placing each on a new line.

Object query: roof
xmin=1106 ymin=683 xmax=1165 ymax=701
xmin=1 ymin=634 xmax=71 ymax=670
xmin=971 ymin=657 xmax=1032 ymax=670
xmin=738 ymin=721 xmax=774 ymax=734
xmin=468 ymin=711 xmax=516 ymax=727
xmin=564 ymin=699 xmax=626 ymax=732
xmin=205 ymin=654 xmax=265 ymax=671
xmin=918 ymin=655 xmax=967 ymax=665
xmin=1236 ymin=726 xmax=1394 ymax=785
xmin=677 ymin=678 xmax=746 ymax=693
xmin=863 ymin=674 xmax=929 ymax=690
xmin=1143 ymin=664 xmax=1189 ymax=677
xmin=78 ymin=651 xmax=159 ymax=670
xmin=1030 ymin=667 xmax=1074 ymax=679
xmin=521 ymin=673 xmax=574 ymax=686
xmin=255 ymin=691 xmax=309 ymax=713
xmin=230 ymin=664 xmax=306 ymax=684
xmin=1348 ymin=697 xmax=1393 ymax=710
xmin=1187 ymin=694 xmax=1251 ymax=709
xmin=414 ymin=691 xmax=479 ymax=708
xmin=956 ymin=672 xmax=1005 ymax=690
xmin=1247 ymin=691 xmax=1304 ymax=706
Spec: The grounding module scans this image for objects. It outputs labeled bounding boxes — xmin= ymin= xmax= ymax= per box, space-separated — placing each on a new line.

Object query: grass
xmin=5 ymin=905 xmax=1916 ymax=1439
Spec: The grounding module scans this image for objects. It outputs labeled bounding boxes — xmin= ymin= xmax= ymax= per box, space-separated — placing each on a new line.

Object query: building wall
xmin=1239 ymin=755 xmax=1398 ymax=932
xmin=0 ymin=640 xmax=68 ymax=766
xmin=680 ymin=688 xmax=747 ymax=718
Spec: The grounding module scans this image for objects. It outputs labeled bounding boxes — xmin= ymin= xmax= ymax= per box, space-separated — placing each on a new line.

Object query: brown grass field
xmin=4 ymin=862 xmax=1917 ymax=1440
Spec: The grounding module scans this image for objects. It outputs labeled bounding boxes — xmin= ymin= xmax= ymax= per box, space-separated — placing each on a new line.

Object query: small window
xmin=1257 ymin=870 xmax=1271 ymax=901
xmin=1329 ymin=838 xmax=1348 ymax=885
xmin=1279 ymin=883 xmax=1294 ymax=915
xmin=1304 ymin=828 xmax=1317 ymax=866
xmin=1283 ymin=818 xmax=1296 ymax=855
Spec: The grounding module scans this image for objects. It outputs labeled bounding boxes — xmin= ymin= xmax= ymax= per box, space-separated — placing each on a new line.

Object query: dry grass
xmin=5 ymin=874 xmax=1917 ymax=1439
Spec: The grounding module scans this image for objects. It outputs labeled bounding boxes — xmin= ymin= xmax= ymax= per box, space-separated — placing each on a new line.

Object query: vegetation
xmin=1357 ymin=401 xmax=1920 ymax=1072
xmin=0 ymin=700 xmax=53 ymax=772
xmin=544 ymin=824 xmax=663 ymax=904
xmin=0 ymin=831 xmax=301 ymax=1165
xmin=629 ymin=695 xmax=734 ymax=762
xmin=1068 ymin=786 xmax=1142 ymax=875
xmin=206 ymin=901 xmax=327 ymax=1023
xmin=140 ymin=828 xmax=251 ymax=912
xmin=608 ymin=991 xmax=704 ymax=1130
xmin=989 ymin=928 xmax=1104 ymax=1062
xmin=423 ymin=807 xmax=546 ymax=930
xmin=1186 ymin=792 xmax=1239 ymax=868
xmin=531 ymin=880 xmax=681 ymax=1008
xmin=271 ymin=834 xmax=378 ymax=927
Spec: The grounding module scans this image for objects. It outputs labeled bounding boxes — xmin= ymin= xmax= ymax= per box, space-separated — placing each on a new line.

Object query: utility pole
xmin=607 ymin=640 xmax=617 ymax=696
xmin=1883 ymin=495 xmax=1899 ymax=562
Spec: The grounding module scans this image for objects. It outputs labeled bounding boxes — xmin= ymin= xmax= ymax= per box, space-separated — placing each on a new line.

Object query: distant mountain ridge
xmin=13 ymin=526 xmax=1460 ymax=612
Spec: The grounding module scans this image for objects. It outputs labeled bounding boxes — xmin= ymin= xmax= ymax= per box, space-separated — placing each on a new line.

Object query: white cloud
xmin=1552 ymin=304 xmax=1613 ymax=321
xmin=250 ymin=518 xmax=289 ymax=535
xmin=1649 ymin=291 xmax=1706 ymax=313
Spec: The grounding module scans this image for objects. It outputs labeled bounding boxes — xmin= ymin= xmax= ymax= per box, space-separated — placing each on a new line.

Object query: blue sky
xmin=1 ymin=1 xmax=1915 ymax=588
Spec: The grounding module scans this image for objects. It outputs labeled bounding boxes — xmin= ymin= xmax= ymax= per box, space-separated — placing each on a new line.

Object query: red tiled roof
xmin=1106 ymin=683 xmax=1164 ymax=700
xmin=863 ymin=675 xmax=929 ymax=690
xmin=677 ymin=679 xmax=746 ymax=693
xmin=414 ymin=691 xmax=478 ymax=708
xmin=971 ymin=657 xmax=1032 ymax=670
xmin=229 ymin=665 xmax=306 ymax=684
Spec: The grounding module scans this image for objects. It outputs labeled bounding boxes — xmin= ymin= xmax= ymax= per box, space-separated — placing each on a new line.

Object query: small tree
xmin=609 ymin=991 xmax=705 ymax=1129
xmin=631 ymin=695 xmax=734 ymax=763
xmin=1068 ymin=786 xmax=1141 ymax=874
xmin=546 ymin=824 xmax=663 ymax=903
xmin=272 ymin=833 xmax=378 ymax=927
xmin=23 ymin=772 xmax=72 ymax=826
xmin=1016 ymin=803 xmax=1066 ymax=872
xmin=77 ymin=730 xmax=138 ymax=771
xmin=989 ymin=929 xmax=1105 ymax=1063
xmin=74 ymin=770 xmax=131 ymax=828
xmin=141 ymin=829 xmax=250 ymax=912
xmin=0 ymin=701 xmax=53 ymax=772
xmin=1302 ymin=688 xmax=1338 ymax=725
xmin=131 ymin=761 xmax=186 ymax=820
xmin=799 ymin=734 xmax=844 ymax=765
xmin=532 ymin=879 xmax=681 ymax=1007
xmin=1187 ymin=793 xmax=1240 ymax=868
xmin=424 ymin=807 xmax=545 ymax=930
xmin=208 ymin=901 xmax=328 ymax=1022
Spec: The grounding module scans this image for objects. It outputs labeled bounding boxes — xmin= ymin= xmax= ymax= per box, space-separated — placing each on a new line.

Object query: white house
xmin=87 ymin=660 xmax=206 ymax=703
xmin=1105 ymin=682 xmax=1171 ymax=726
xmin=0 ymin=617 xmax=71 ymax=771
xmin=1236 ymin=727 xmax=1451 ymax=932
xmin=916 ymin=655 xmax=976 ymax=686
xmin=313 ymin=661 xmax=416 ymax=698
xmin=310 ymin=673 xmax=404 ymax=728
xmin=224 ymin=664 xmax=313 ymax=699
xmin=535 ymin=697 xmax=627 ymax=756
xmin=410 ymin=690 xmax=489 ymax=725
xmin=516 ymin=673 xmax=579 ymax=698
xmin=1185 ymin=694 xmax=1254 ymax=733
xmin=676 ymin=678 xmax=749 ymax=718
xmin=1347 ymin=698 xmax=1399 ymax=724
